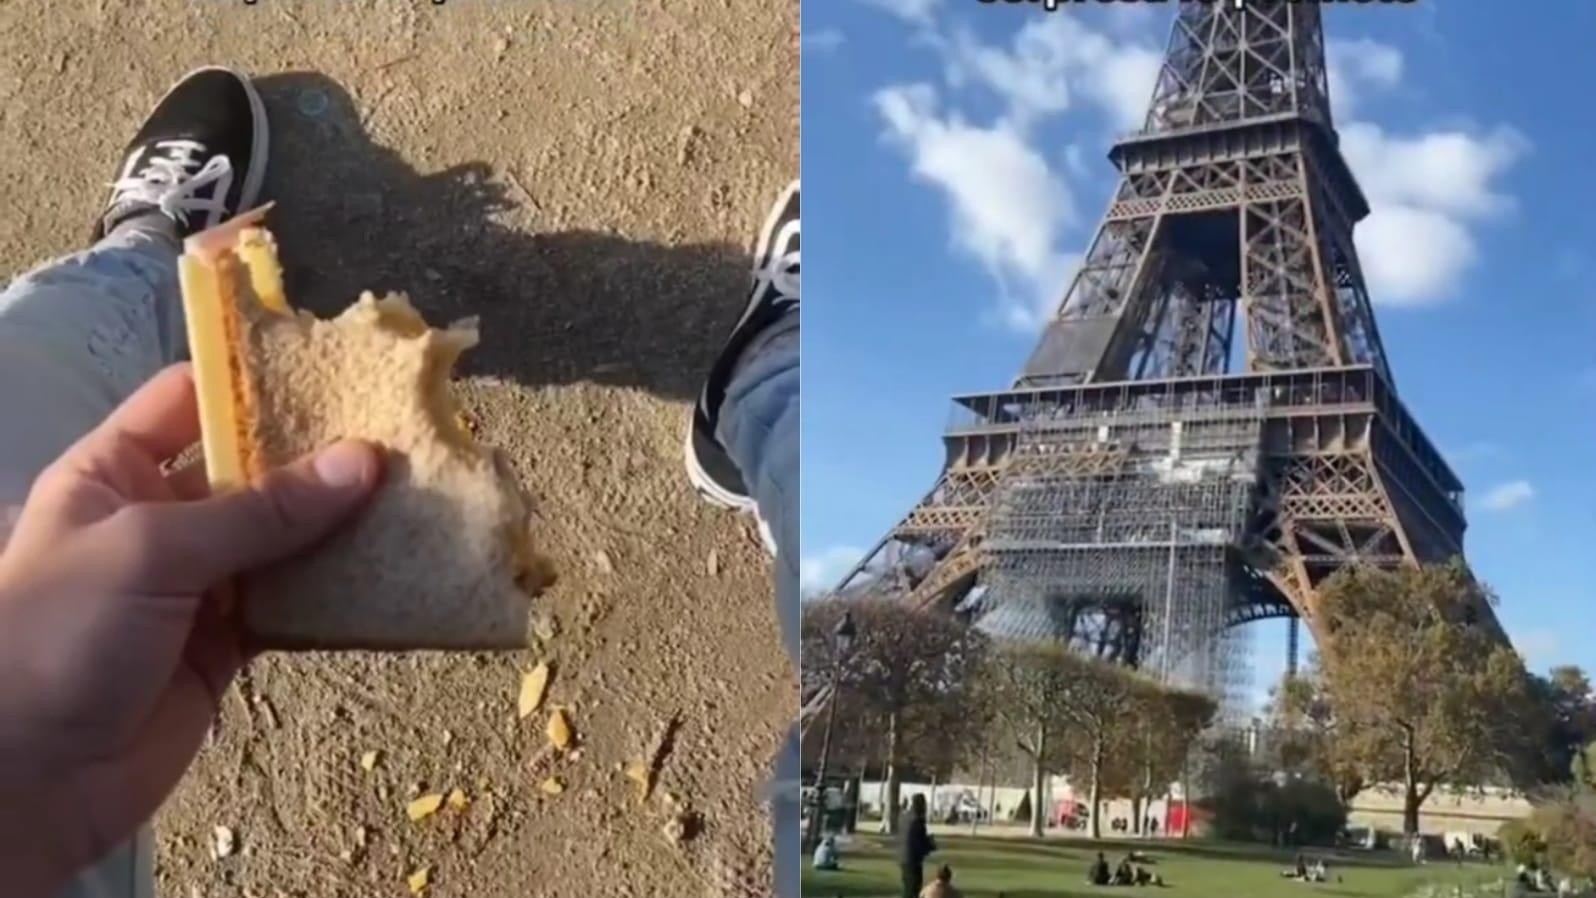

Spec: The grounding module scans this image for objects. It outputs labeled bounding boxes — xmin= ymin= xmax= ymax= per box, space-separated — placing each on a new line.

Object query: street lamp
xmin=804 ymin=610 xmax=857 ymax=853
xmin=834 ymin=610 xmax=857 ymax=654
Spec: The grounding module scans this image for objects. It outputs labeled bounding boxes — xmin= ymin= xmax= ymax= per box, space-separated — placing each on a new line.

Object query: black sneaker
xmin=93 ymin=66 xmax=269 ymax=241
xmin=685 ymin=180 xmax=799 ymax=513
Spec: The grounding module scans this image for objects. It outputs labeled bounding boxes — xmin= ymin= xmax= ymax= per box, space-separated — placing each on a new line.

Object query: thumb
xmin=151 ymin=440 xmax=382 ymax=589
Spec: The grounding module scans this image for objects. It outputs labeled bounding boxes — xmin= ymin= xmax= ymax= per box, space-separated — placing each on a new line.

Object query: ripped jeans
xmin=0 ymin=222 xmax=177 ymax=898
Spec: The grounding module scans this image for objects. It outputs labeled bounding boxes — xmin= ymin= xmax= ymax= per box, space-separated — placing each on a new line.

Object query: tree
xmin=982 ymin=642 xmax=1079 ymax=837
xmin=1531 ymin=790 xmax=1596 ymax=880
xmin=1270 ymin=668 xmax=1365 ymax=805
xmin=1496 ymin=673 xmax=1596 ymax=884
xmin=981 ymin=644 xmax=1189 ymax=840
xmin=1053 ymin=656 xmax=1141 ymax=840
xmin=800 ymin=597 xmax=987 ymax=833
xmin=1498 ymin=818 xmax=1547 ymax=867
xmin=1531 ymin=665 xmax=1596 ymax=784
xmin=1124 ymin=683 xmax=1217 ymax=835
xmin=1576 ymin=740 xmax=1596 ymax=790
xmin=1315 ymin=561 xmax=1531 ymax=837
xmin=797 ymin=687 xmax=881 ymax=780
xmin=1203 ymin=741 xmax=1347 ymax=847
xmin=1547 ymin=666 xmax=1595 ymax=730
xmin=898 ymin=686 xmax=993 ymax=786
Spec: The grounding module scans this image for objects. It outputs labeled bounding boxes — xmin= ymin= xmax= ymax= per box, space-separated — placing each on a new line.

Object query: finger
xmin=128 ymin=440 xmax=382 ymax=591
xmin=81 ymin=364 xmax=201 ymax=465
xmin=185 ymin=596 xmax=246 ymax=698
xmin=164 ymin=461 xmax=214 ymax=502
xmin=73 ymin=665 xmax=221 ymax=866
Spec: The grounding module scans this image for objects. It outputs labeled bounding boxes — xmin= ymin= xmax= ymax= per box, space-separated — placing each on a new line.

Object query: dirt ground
xmin=0 ymin=2 xmax=797 ymax=896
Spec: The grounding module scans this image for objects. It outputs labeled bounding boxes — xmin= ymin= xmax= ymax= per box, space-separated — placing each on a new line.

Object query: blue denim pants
xmin=715 ymin=312 xmax=798 ymax=898
xmin=0 ymin=222 xmax=176 ymax=898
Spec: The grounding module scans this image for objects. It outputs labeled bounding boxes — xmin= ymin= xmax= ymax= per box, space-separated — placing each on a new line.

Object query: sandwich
xmin=178 ymin=207 xmax=542 ymax=650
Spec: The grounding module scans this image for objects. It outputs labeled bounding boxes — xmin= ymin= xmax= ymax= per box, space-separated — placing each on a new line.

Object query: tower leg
xmin=1286 ymin=616 xmax=1300 ymax=679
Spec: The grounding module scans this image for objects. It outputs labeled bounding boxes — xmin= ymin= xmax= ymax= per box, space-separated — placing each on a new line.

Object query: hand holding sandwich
xmin=0 ymin=363 xmax=380 ymax=895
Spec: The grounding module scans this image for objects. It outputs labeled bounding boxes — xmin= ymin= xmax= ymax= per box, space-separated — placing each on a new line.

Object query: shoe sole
xmin=683 ymin=430 xmax=776 ymax=553
xmin=683 ymin=424 xmax=755 ymax=511
xmin=155 ymin=65 xmax=271 ymax=220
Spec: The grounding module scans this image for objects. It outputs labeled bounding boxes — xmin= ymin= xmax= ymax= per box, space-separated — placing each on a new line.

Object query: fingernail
xmin=314 ymin=441 xmax=373 ymax=488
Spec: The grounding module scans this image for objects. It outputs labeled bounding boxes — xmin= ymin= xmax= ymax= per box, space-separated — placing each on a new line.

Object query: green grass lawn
xmin=800 ymin=834 xmax=1508 ymax=898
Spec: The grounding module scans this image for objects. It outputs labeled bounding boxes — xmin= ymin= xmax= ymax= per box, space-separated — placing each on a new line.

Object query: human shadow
xmin=250 ymin=72 xmax=751 ymax=401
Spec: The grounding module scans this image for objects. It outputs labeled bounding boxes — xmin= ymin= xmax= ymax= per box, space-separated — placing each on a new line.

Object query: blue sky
xmin=800 ymin=0 xmax=1596 ymax=706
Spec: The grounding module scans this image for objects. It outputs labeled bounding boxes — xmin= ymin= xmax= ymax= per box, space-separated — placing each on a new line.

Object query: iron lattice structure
xmin=836 ymin=2 xmax=1496 ymax=701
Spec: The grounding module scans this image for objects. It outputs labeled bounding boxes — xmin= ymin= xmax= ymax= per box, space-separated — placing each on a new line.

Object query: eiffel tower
xmin=835 ymin=1 xmax=1494 ymax=696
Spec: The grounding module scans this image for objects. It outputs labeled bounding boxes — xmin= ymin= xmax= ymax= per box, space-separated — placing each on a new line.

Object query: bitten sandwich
xmin=178 ymin=207 xmax=540 ymax=650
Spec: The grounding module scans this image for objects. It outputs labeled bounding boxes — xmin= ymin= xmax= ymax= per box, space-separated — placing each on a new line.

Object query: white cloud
xmin=1314 ymin=39 xmax=1527 ymax=310
xmin=806 ymin=28 xmax=846 ymax=53
xmin=866 ymin=14 xmax=1162 ymax=332
xmin=1354 ymin=206 xmax=1475 ymax=306
xmin=1327 ymin=38 xmax=1404 ymax=119
xmin=944 ymin=17 xmax=1162 ymax=132
xmin=856 ymin=0 xmax=939 ymax=26
xmin=1342 ymin=123 xmax=1528 ymax=306
xmin=1479 ymin=480 xmax=1534 ymax=512
xmin=801 ymin=545 xmax=867 ymax=596
xmin=875 ymin=83 xmax=1078 ymax=331
xmin=1342 ymin=124 xmax=1527 ymax=221
xmin=865 ymin=9 xmax=1525 ymax=325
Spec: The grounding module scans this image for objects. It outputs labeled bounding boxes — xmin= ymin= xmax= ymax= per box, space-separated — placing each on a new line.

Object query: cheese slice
xmin=177 ymin=205 xmax=280 ymax=492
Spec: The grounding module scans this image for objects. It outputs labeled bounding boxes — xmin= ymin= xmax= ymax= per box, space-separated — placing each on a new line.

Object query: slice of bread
xmin=178 ymin=209 xmax=540 ymax=650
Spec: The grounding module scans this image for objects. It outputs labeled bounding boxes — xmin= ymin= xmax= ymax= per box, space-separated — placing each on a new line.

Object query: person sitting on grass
xmin=1282 ymin=852 xmax=1309 ymax=879
xmin=1112 ymin=857 xmax=1136 ymax=886
xmin=1133 ymin=865 xmax=1153 ymax=886
xmin=1088 ymin=852 xmax=1111 ymax=886
xmin=918 ymin=864 xmax=964 ymax=898
xmin=812 ymin=834 xmax=839 ymax=871
xmin=1308 ymin=858 xmax=1329 ymax=883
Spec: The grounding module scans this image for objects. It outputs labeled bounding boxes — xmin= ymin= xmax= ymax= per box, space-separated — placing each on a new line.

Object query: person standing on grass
xmin=898 ymin=793 xmax=937 ymax=898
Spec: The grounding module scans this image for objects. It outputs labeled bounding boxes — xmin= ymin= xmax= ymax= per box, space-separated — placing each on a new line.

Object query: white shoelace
xmin=756 ymin=218 xmax=800 ymax=302
xmin=108 ymin=139 xmax=233 ymax=227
